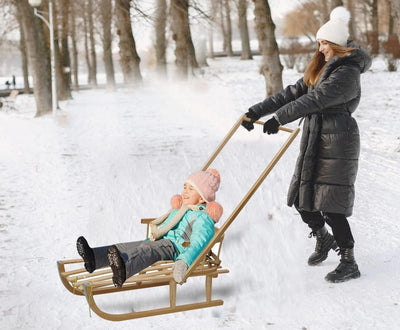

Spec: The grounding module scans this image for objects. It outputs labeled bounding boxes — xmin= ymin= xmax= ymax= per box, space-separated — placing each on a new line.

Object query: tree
xmin=87 ymin=0 xmax=97 ymax=86
xmin=238 ymin=0 xmax=252 ymax=60
xmin=14 ymin=0 xmax=52 ymax=116
xmin=253 ymin=0 xmax=283 ymax=96
xmin=115 ymin=0 xmax=142 ymax=84
xmin=154 ymin=0 xmax=168 ymax=76
xmin=69 ymin=0 xmax=79 ymax=90
xmin=223 ymin=0 xmax=233 ymax=56
xmin=15 ymin=9 xmax=31 ymax=94
xmin=170 ymin=0 xmax=198 ymax=78
xmin=391 ymin=0 xmax=400 ymax=36
xmin=208 ymin=0 xmax=218 ymax=58
xmin=100 ymin=0 xmax=116 ymax=89
xmin=370 ymin=0 xmax=380 ymax=54
xmin=59 ymin=0 xmax=72 ymax=99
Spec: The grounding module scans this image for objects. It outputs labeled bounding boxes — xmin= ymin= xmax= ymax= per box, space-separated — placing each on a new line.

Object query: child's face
xmin=182 ymin=183 xmax=205 ymax=205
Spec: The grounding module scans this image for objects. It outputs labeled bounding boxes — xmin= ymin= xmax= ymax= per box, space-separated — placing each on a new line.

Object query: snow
xmin=1 ymin=56 xmax=400 ymax=329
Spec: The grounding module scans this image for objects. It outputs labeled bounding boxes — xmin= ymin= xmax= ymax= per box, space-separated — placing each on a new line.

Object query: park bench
xmin=0 ymin=90 xmax=19 ymax=111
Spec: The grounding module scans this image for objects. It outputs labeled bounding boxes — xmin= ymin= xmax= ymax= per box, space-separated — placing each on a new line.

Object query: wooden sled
xmin=57 ymin=114 xmax=300 ymax=321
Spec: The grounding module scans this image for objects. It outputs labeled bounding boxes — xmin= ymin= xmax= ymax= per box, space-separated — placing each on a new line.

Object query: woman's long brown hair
xmin=303 ymin=41 xmax=357 ymax=86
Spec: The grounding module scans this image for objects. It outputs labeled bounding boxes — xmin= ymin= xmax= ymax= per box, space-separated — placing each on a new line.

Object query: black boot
xmin=107 ymin=245 xmax=126 ymax=288
xmin=325 ymin=247 xmax=360 ymax=283
xmin=308 ymin=226 xmax=338 ymax=265
xmin=76 ymin=236 xmax=96 ymax=273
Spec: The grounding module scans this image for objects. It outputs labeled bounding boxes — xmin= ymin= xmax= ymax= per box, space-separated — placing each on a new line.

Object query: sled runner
xmin=57 ymin=114 xmax=300 ymax=321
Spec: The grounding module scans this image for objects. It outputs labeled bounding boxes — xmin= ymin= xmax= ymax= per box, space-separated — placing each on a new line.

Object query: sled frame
xmin=57 ymin=114 xmax=300 ymax=321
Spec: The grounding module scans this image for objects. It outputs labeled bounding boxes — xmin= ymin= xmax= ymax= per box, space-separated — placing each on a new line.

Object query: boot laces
xmin=309 ymin=230 xmax=325 ymax=252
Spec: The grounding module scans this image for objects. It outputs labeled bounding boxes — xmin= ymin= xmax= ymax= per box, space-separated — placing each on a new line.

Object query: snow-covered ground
xmin=1 ymin=56 xmax=399 ymax=329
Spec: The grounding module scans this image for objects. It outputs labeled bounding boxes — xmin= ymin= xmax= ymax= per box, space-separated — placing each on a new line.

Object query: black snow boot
xmin=76 ymin=236 xmax=96 ymax=273
xmin=107 ymin=245 xmax=126 ymax=288
xmin=308 ymin=226 xmax=338 ymax=265
xmin=325 ymin=247 xmax=360 ymax=283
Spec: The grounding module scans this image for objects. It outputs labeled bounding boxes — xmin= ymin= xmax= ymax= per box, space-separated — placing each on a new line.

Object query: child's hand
xmin=173 ymin=260 xmax=188 ymax=284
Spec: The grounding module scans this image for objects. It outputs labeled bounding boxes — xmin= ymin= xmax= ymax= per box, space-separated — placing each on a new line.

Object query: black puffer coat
xmin=250 ymin=41 xmax=371 ymax=216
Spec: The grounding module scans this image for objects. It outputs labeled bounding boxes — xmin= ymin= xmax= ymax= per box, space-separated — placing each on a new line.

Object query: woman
xmin=242 ymin=7 xmax=371 ymax=283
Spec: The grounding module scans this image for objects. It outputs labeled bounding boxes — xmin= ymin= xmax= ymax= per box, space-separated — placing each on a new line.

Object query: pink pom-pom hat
xmin=185 ymin=169 xmax=221 ymax=203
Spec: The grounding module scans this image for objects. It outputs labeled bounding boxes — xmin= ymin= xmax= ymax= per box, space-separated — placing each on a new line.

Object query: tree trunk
xmin=101 ymin=0 xmax=116 ymax=89
xmin=238 ymin=0 xmax=252 ymax=60
xmin=87 ymin=0 xmax=98 ymax=87
xmin=15 ymin=0 xmax=51 ymax=116
xmin=208 ymin=0 xmax=218 ymax=58
xmin=370 ymin=0 xmax=379 ymax=54
xmin=219 ymin=0 xmax=227 ymax=54
xmin=330 ymin=0 xmax=343 ymax=11
xmin=115 ymin=0 xmax=142 ymax=84
xmin=347 ymin=0 xmax=356 ymax=39
xmin=171 ymin=0 xmax=191 ymax=78
xmin=187 ymin=36 xmax=199 ymax=69
xmin=60 ymin=0 xmax=72 ymax=98
xmin=391 ymin=0 xmax=400 ymax=36
xmin=223 ymin=0 xmax=233 ymax=56
xmin=16 ymin=9 xmax=30 ymax=94
xmin=70 ymin=1 xmax=79 ymax=90
xmin=155 ymin=0 xmax=167 ymax=76
xmin=51 ymin=0 xmax=69 ymax=101
xmin=253 ymin=0 xmax=283 ymax=96
xmin=83 ymin=1 xmax=93 ymax=85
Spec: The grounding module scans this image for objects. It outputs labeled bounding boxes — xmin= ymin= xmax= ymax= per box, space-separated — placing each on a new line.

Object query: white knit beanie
xmin=316 ymin=6 xmax=350 ymax=46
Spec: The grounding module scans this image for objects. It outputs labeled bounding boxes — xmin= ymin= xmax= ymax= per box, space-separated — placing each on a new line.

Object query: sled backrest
xmin=184 ymin=114 xmax=300 ymax=280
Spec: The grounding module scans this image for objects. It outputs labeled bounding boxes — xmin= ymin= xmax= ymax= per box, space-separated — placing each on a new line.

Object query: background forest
xmin=0 ymin=0 xmax=399 ymax=116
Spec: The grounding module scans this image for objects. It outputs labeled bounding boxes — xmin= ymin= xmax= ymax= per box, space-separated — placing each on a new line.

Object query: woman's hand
xmin=263 ymin=117 xmax=280 ymax=134
xmin=241 ymin=109 xmax=260 ymax=131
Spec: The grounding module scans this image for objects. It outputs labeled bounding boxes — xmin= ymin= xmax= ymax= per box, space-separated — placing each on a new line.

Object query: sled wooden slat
xmin=57 ymin=114 xmax=299 ymax=321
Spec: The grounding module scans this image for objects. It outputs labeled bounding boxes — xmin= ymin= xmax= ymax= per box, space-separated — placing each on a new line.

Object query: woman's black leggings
xmin=296 ymin=208 xmax=355 ymax=248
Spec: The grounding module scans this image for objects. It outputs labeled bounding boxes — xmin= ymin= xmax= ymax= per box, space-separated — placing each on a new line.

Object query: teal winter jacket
xmin=161 ymin=205 xmax=215 ymax=266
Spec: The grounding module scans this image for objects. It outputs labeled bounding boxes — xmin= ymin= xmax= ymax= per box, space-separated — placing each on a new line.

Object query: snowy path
xmin=1 ymin=57 xmax=399 ymax=329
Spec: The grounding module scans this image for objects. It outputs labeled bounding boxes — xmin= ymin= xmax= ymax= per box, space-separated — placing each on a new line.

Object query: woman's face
xmin=182 ymin=183 xmax=204 ymax=205
xmin=318 ymin=40 xmax=334 ymax=61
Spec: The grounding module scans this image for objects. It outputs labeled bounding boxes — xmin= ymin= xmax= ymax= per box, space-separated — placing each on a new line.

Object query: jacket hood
xmin=345 ymin=40 xmax=372 ymax=73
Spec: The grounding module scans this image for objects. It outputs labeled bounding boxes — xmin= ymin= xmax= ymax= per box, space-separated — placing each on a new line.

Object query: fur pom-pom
xmin=330 ymin=6 xmax=350 ymax=23
xmin=206 ymin=201 xmax=223 ymax=223
xmin=206 ymin=168 xmax=220 ymax=181
xmin=170 ymin=194 xmax=183 ymax=209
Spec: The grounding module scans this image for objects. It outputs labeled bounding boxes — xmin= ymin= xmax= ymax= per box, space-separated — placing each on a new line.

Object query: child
xmin=76 ymin=169 xmax=223 ymax=287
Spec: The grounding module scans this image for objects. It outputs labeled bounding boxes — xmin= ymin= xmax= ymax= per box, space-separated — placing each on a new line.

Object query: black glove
xmin=241 ymin=110 xmax=260 ymax=132
xmin=263 ymin=117 xmax=280 ymax=134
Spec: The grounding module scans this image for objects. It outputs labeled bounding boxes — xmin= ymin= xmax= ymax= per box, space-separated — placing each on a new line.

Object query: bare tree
xmin=14 ymin=0 xmax=52 ymax=116
xmin=87 ymin=0 xmax=98 ymax=86
xmin=370 ymin=0 xmax=379 ymax=54
xmin=170 ymin=0 xmax=198 ymax=78
xmin=283 ymin=2 xmax=321 ymax=41
xmin=155 ymin=0 xmax=168 ymax=76
xmin=208 ymin=0 xmax=218 ymax=58
xmin=223 ymin=0 xmax=233 ymax=56
xmin=238 ymin=0 xmax=252 ymax=60
xmin=60 ymin=0 xmax=72 ymax=99
xmin=391 ymin=0 xmax=400 ymax=35
xmin=330 ymin=0 xmax=344 ymax=11
xmin=253 ymin=0 xmax=283 ymax=96
xmin=101 ymin=0 xmax=116 ymax=89
xmin=115 ymin=0 xmax=142 ymax=84
xmin=70 ymin=0 xmax=79 ymax=90
xmin=348 ymin=0 xmax=356 ymax=38
xmin=15 ymin=9 xmax=30 ymax=94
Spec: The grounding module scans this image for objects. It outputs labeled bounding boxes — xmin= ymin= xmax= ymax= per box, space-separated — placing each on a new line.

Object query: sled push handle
xmin=185 ymin=114 xmax=300 ymax=281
